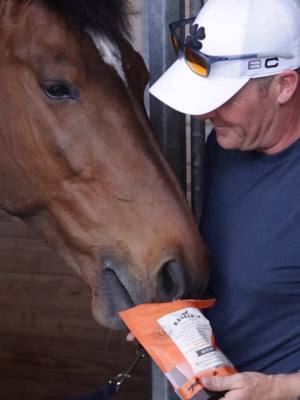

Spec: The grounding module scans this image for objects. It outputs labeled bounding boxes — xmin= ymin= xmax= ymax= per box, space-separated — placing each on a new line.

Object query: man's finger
xmin=201 ymin=375 xmax=237 ymax=392
xmin=126 ymin=332 xmax=135 ymax=342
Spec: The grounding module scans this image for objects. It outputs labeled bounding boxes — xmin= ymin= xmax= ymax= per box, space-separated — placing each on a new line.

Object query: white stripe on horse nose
xmin=87 ymin=30 xmax=127 ymax=84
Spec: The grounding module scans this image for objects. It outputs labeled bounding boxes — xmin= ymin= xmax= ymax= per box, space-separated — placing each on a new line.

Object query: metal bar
xmin=190 ymin=117 xmax=206 ymax=225
xmin=148 ymin=1 xmax=206 ymax=400
xmin=149 ymin=2 xmax=186 ymax=398
xmin=190 ymin=0 xmax=206 ymax=225
xmin=149 ymin=0 xmax=187 ymax=191
xmin=151 ymin=362 xmax=177 ymax=400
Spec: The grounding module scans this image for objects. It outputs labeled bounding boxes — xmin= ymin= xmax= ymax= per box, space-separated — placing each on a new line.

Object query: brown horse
xmin=0 ymin=0 xmax=208 ymax=329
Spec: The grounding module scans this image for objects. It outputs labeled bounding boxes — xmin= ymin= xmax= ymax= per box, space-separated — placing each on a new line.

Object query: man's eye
xmin=41 ymin=80 xmax=79 ymax=101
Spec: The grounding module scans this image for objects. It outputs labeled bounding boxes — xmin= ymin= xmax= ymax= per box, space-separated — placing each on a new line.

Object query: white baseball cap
xmin=149 ymin=0 xmax=300 ymax=115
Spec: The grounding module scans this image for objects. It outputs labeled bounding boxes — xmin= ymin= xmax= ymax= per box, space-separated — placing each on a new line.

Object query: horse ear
xmin=120 ymin=39 xmax=150 ymax=105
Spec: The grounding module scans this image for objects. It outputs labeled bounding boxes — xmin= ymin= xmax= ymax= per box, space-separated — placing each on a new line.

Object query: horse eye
xmin=41 ymin=80 xmax=79 ymax=101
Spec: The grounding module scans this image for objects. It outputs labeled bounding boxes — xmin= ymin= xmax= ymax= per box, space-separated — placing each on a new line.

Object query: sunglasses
xmin=169 ymin=17 xmax=293 ymax=77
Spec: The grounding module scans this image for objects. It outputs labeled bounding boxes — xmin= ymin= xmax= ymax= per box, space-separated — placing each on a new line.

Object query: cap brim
xmin=149 ymin=58 xmax=249 ymax=115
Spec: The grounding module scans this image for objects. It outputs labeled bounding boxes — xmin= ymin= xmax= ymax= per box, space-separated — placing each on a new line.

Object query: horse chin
xmin=92 ymin=285 xmax=136 ymax=330
xmin=92 ymin=304 xmax=127 ymax=331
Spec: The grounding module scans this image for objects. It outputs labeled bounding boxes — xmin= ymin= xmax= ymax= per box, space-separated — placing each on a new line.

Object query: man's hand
xmin=201 ymin=372 xmax=300 ymax=400
xmin=126 ymin=332 xmax=135 ymax=342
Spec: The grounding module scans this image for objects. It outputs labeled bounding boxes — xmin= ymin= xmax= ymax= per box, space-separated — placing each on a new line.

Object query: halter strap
xmin=71 ymin=382 xmax=118 ymax=400
xmin=68 ymin=347 xmax=146 ymax=400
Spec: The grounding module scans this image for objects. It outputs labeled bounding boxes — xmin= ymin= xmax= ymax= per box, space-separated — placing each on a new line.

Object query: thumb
xmin=201 ymin=375 xmax=234 ymax=392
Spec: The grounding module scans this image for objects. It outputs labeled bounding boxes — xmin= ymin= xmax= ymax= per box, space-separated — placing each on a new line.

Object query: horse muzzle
xmin=92 ymin=253 xmax=203 ymax=330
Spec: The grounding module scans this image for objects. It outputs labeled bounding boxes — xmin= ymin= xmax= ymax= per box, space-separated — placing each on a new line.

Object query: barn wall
xmin=0 ymin=1 xmax=151 ymax=399
xmin=0 ymin=214 xmax=150 ymax=400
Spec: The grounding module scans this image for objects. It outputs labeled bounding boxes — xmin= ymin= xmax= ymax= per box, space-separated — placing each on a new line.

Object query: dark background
xmin=0 ymin=213 xmax=150 ymax=400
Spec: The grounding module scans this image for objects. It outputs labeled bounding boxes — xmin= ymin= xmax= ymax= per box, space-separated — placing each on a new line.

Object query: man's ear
xmin=274 ymin=70 xmax=299 ymax=104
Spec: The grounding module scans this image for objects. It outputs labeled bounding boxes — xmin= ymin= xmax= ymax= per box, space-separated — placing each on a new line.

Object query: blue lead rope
xmin=68 ymin=347 xmax=146 ymax=400
xmin=71 ymin=382 xmax=118 ymax=400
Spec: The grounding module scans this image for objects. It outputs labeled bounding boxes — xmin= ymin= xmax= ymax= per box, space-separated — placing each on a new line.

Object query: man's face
xmin=197 ymin=78 xmax=280 ymax=153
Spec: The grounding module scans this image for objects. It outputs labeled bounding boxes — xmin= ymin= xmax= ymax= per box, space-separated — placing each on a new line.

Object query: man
xmin=149 ymin=0 xmax=300 ymax=399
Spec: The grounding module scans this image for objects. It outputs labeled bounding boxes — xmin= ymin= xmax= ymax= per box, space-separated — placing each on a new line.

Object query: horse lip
xmin=94 ymin=266 xmax=135 ymax=330
xmin=102 ymin=267 xmax=135 ymax=309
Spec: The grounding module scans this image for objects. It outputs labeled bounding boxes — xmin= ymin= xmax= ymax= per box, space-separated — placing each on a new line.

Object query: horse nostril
xmin=156 ymin=260 xmax=187 ymax=301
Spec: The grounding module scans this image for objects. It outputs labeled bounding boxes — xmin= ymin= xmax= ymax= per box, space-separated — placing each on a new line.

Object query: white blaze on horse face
xmin=87 ymin=31 xmax=127 ymax=84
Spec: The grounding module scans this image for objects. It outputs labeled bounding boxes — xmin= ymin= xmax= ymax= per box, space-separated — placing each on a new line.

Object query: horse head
xmin=0 ymin=0 xmax=208 ymax=329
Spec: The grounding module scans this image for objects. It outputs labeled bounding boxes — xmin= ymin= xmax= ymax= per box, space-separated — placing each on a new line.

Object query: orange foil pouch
xmin=120 ymin=299 xmax=236 ymax=400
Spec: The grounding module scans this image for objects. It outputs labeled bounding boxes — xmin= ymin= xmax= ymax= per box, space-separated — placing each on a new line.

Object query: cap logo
xmin=186 ymin=24 xmax=206 ymax=50
xmin=248 ymin=57 xmax=279 ymax=71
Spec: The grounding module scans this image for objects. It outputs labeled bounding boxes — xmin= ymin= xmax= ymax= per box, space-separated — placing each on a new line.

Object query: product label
xmin=158 ymin=307 xmax=233 ymax=374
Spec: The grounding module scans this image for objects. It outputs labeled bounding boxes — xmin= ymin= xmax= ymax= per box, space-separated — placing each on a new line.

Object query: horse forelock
xmin=40 ymin=0 xmax=131 ymax=43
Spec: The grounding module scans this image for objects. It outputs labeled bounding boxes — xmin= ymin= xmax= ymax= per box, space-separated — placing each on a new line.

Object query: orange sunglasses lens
xmin=170 ymin=33 xmax=209 ymax=77
xmin=184 ymin=47 xmax=209 ymax=77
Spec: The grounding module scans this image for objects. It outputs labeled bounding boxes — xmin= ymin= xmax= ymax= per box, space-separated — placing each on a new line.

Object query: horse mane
xmin=41 ymin=0 xmax=131 ymax=42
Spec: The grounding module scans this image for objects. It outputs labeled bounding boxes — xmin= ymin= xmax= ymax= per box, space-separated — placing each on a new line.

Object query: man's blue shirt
xmin=201 ymin=131 xmax=300 ymax=373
